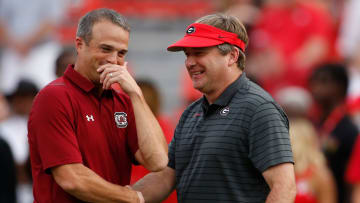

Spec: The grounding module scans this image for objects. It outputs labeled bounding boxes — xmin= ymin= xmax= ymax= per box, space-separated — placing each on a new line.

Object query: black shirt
xmin=168 ymin=73 xmax=294 ymax=203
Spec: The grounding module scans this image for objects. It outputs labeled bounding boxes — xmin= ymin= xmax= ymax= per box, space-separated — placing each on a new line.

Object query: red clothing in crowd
xmin=250 ymin=2 xmax=335 ymax=94
xmin=295 ymin=167 xmax=318 ymax=203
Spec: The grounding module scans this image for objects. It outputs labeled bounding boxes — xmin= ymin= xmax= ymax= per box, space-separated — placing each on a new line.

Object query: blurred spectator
xmin=0 ymin=80 xmax=39 ymax=203
xmin=0 ymin=0 xmax=66 ymax=94
xmin=55 ymin=46 xmax=77 ymax=78
xmin=346 ymin=136 xmax=360 ymax=203
xmin=0 ymin=137 xmax=17 ymax=203
xmin=276 ymin=86 xmax=337 ymax=203
xmin=290 ymin=118 xmax=337 ymax=203
xmin=309 ymin=63 xmax=358 ymax=203
xmin=130 ymin=79 xmax=176 ymax=203
xmin=275 ymin=86 xmax=313 ymax=119
xmin=247 ymin=0 xmax=336 ymax=95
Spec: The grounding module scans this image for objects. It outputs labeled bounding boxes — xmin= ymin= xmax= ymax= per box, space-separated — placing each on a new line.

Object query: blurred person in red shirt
xmin=247 ymin=0 xmax=336 ymax=95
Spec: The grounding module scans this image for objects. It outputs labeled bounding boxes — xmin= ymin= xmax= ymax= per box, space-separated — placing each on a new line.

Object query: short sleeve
xmin=167 ymin=139 xmax=176 ymax=169
xmin=248 ymin=102 xmax=293 ymax=172
xmin=167 ymin=125 xmax=178 ymax=169
xmin=28 ymin=87 xmax=82 ymax=173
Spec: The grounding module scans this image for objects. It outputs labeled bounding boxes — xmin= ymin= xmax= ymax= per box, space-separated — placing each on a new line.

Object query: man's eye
xmin=102 ymin=47 xmax=111 ymax=52
xmin=118 ymin=51 xmax=126 ymax=57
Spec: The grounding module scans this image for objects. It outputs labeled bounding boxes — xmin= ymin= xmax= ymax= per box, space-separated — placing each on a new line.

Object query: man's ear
xmin=75 ymin=37 xmax=85 ymax=53
xmin=228 ymin=47 xmax=240 ymax=67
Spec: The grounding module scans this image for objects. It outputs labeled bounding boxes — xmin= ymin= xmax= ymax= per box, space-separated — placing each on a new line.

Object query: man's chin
xmin=193 ymin=85 xmax=204 ymax=93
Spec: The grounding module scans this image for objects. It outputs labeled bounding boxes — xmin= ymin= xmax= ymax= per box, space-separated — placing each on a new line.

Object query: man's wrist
xmin=136 ymin=191 xmax=145 ymax=203
xmin=126 ymin=185 xmax=144 ymax=203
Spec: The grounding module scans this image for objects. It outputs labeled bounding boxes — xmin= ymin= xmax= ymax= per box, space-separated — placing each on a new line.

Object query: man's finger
xmin=120 ymin=61 xmax=128 ymax=69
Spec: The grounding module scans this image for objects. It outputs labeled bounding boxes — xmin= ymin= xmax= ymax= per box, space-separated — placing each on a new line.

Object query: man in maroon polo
xmin=27 ymin=8 xmax=168 ymax=203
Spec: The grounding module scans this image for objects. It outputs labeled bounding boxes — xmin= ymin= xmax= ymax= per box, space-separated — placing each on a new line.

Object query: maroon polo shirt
xmin=28 ymin=65 xmax=139 ymax=203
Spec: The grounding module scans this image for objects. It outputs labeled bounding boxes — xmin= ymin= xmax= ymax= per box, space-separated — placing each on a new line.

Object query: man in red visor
xmin=132 ymin=13 xmax=296 ymax=202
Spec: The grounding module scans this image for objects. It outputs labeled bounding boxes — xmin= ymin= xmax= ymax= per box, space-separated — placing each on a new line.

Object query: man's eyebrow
xmin=99 ymin=44 xmax=113 ymax=49
xmin=100 ymin=44 xmax=128 ymax=53
xmin=119 ymin=49 xmax=128 ymax=54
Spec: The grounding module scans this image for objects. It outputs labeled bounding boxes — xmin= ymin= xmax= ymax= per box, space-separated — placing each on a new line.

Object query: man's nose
xmin=106 ymin=52 xmax=118 ymax=64
xmin=185 ymin=56 xmax=196 ymax=68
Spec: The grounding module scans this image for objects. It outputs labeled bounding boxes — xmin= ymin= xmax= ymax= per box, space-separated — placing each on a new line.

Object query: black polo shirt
xmin=168 ymin=73 xmax=293 ymax=203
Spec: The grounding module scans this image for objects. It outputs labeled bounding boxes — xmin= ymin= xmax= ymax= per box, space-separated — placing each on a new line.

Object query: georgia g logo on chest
xmin=114 ymin=112 xmax=128 ymax=128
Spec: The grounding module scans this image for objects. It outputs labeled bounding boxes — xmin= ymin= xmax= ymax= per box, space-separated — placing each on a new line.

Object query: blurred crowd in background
xmin=1 ymin=0 xmax=360 ymax=202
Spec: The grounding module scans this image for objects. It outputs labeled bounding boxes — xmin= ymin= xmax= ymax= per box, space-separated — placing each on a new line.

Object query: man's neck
xmin=74 ymin=63 xmax=89 ymax=80
xmin=205 ymin=70 xmax=242 ymax=104
xmin=74 ymin=63 xmax=104 ymax=97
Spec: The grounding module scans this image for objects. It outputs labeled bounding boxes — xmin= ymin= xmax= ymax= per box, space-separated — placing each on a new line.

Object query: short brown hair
xmin=77 ymin=8 xmax=130 ymax=45
xmin=195 ymin=13 xmax=248 ymax=70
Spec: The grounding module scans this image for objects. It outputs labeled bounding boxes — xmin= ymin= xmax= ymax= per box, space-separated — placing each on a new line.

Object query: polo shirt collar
xmin=213 ymin=72 xmax=247 ymax=106
xmin=64 ymin=65 xmax=95 ymax=92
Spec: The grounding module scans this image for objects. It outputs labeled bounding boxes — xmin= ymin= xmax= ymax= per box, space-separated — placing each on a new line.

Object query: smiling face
xmin=75 ymin=20 xmax=129 ymax=85
xmin=183 ymin=46 xmax=240 ymax=101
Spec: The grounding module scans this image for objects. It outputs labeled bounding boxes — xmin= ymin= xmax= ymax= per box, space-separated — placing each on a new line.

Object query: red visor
xmin=167 ymin=23 xmax=246 ymax=52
